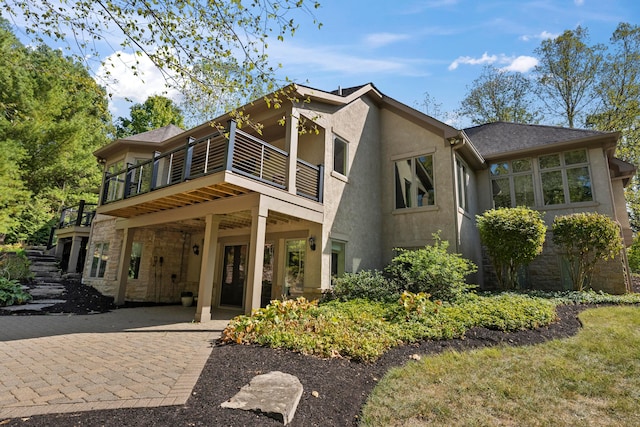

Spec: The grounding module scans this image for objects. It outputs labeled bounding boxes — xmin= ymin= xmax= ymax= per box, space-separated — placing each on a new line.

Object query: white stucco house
xmin=54 ymin=83 xmax=636 ymax=320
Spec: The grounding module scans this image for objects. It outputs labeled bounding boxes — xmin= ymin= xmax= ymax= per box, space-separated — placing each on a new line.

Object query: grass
xmin=360 ymin=306 xmax=640 ymax=426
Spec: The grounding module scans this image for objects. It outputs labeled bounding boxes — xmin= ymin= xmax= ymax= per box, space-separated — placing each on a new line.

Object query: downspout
xmin=448 ymin=133 xmax=465 ymax=253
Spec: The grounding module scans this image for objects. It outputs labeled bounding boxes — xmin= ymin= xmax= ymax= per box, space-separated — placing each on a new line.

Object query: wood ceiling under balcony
xmin=99 ymin=181 xmax=306 ymax=231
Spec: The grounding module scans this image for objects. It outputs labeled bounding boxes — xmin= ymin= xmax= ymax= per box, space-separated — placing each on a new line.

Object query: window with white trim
xmin=456 ymin=157 xmax=469 ymax=211
xmin=394 ymin=154 xmax=435 ymax=209
xmin=90 ymin=242 xmax=109 ymax=278
xmin=331 ymin=240 xmax=346 ymax=279
xmin=333 ymin=136 xmax=348 ymax=175
xmin=490 ymin=158 xmax=535 ymax=208
xmin=538 ymin=150 xmax=592 ymax=205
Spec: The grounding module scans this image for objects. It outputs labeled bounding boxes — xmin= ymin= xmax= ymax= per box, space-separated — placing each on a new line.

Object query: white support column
xmin=244 ymin=204 xmax=268 ymax=314
xmin=67 ymin=235 xmax=83 ymax=273
xmin=285 ymin=111 xmax=299 ymax=195
xmin=195 ymin=214 xmax=220 ymax=322
xmin=115 ymin=228 xmax=134 ymax=305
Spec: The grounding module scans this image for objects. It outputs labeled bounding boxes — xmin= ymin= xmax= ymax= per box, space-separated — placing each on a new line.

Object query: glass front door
xmin=220 ymin=245 xmax=247 ymax=307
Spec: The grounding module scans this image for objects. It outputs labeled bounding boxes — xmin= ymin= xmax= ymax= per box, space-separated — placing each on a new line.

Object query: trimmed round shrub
xmin=477 ymin=207 xmax=546 ymax=290
xmin=328 ymin=270 xmax=401 ymax=303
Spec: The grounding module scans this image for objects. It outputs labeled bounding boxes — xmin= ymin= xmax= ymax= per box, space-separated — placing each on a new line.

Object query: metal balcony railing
xmin=101 ymin=122 xmax=324 ymax=205
xmin=58 ymin=200 xmax=97 ymax=229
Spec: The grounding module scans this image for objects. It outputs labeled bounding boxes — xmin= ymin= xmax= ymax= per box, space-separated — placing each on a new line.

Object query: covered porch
xmin=110 ymin=192 xmax=324 ymax=321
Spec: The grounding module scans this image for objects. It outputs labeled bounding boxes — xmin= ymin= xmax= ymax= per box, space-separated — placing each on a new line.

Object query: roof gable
xmin=463 ymin=122 xmax=615 ymax=158
xmin=121 ymin=124 xmax=185 ymax=143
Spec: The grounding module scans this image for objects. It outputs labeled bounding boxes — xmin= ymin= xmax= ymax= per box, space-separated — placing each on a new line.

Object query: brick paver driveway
xmin=0 ymin=306 xmax=233 ymax=419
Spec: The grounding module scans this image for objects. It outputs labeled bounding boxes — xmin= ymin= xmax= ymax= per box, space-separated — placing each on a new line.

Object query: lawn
xmin=360 ymin=306 xmax=640 ymax=426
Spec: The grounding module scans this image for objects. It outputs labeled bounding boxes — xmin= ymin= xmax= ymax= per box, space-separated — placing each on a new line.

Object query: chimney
xmin=338 ymin=85 xmax=342 ymax=96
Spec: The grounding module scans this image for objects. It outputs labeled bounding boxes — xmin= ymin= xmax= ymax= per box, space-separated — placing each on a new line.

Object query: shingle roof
xmin=122 ymin=124 xmax=185 ymax=143
xmin=463 ymin=122 xmax=613 ymax=158
xmin=329 ymin=84 xmax=370 ymax=97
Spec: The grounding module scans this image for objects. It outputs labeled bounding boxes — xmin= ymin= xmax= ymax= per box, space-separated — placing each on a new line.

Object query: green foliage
xmin=327 ymin=270 xmax=401 ymax=303
xmin=628 ymin=236 xmax=640 ymax=273
xmin=552 ymin=212 xmax=624 ymax=291
xmin=0 ymin=277 xmax=32 ymax=306
xmin=220 ymin=293 xmax=558 ymax=362
xmin=0 ymin=21 xmax=111 ymax=244
xmin=384 ymin=235 xmax=477 ymax=302
xmin=477 ymin=207 xmax=547 ymax=290
xmin=534 ymin=26 xmax=605 ymax=128
xmin=0 ymin=249 xmax=32 ymax=281
xmin=115 ymin=95 xmax=185 ymax=138
xmin=523 ymin=289 xmax=640 ymax=304
xmin=459 ymin=65 xmax=543 ymax=125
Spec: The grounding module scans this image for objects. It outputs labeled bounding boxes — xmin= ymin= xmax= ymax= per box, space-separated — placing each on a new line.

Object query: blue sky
xmin=9 ymin=0 xmax=638 ymax=127
xmin=265 ymin=0 xmax=639 ymax=127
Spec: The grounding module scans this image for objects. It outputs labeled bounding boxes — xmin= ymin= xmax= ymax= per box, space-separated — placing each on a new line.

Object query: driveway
xmin=0 ymin=306 xmax=234 ymax=419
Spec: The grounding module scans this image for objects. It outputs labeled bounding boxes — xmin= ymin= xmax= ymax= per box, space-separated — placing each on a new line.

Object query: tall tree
xmin=2 ymin=0 xmax=321 ymax=122
xmin=458 ymin=66 xmax=543 ymax=125
xmin=116 ymin=95 xmax=185 ymax=138
xmin=0 ymin=20 xmax=111 ymax=243
xmin=534 ymin=26 xmax=605 ymax=128
xmin=586 ymin=23 xmax=640 ymax=230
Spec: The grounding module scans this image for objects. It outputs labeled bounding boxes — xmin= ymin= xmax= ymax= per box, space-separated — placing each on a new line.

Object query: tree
xmin=0 ymin=21 xmax=111 ymax=243
xmin=459 ymin=66 xmax=543 ymax=125
xmin=2 ymin=0 xmax=321 ymax=121
xmin=116 ymin=95 xmax=185 ymax=138
xmin=586 ymin=23 xmax=640 ymax=231
xmin=476 ymin=207 xmax=547 ymax=290
xmin=534 ymin=26 xmax=605 ymax=128
xmin=552 ymin=213 xmax=623 ymax=291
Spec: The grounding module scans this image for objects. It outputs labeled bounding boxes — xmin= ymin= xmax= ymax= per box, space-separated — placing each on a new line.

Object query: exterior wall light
xmin=308 ymin=236 xmax=316 ymax=251
xmin=192 ymin=244 xmax=200 ymax=255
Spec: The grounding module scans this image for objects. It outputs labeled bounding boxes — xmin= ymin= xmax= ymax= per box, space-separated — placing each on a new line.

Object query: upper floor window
xmin=490 ymin=158 xmax=534 ymax=208
xmin=333 ymin=136 xmax=348 ymax=176
xmin=539 ymin=150 xmax=592 ymax=205
xmin=395 ymin=154 xmax=435 ymax=209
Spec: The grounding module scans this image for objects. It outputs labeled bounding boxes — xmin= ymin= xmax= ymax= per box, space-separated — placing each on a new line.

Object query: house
xmin=53 ymin=83 xmax=636 ymax=321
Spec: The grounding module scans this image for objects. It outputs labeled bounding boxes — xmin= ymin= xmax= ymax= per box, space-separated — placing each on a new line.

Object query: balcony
xmin=58 ymin=201 xmax=97 ymax=229
xmin=99 ymin=122 xmax=324 ymax=218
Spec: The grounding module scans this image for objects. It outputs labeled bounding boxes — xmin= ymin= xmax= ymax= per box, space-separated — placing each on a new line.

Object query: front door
xmin=220 ymin=244 xmax=247 ymax=307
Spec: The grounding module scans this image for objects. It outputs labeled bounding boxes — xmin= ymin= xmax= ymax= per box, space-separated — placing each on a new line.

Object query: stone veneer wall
xmin=84 ymin=216 xmax=200 ymax=303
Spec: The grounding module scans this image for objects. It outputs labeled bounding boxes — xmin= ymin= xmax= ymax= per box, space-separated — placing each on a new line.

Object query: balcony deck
xmin=98 ymin=123 xmax=324 ymax=219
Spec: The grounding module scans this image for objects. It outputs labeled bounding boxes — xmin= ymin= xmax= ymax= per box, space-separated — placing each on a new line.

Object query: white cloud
xmin=520 ymin=30 xmax=559 ymax=42
xmin=500 ymin=56 xmax=539 ymax=72
xmin=363 ymin=32 xmax=411 ymax=49
xmin=448 ymin=53 xmax=538 ymax=73
xmin=448 ymin=52 xmax=497 ymax=70
xmin=95 ymin=51 xmax=181 ymax=114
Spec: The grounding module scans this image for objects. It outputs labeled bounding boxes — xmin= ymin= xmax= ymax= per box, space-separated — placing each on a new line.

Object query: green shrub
xmin=552 ymin=212 xmax=623 ymax=291
xmin=0 ymin=277 xmax=32 ymax=306
xmin=327 ymin=270 xmax=401 ymax=303
xmin=627 ymin=235 xmax=640 ymax=274
xmin=0 ymin=249 xmax=32 ymax=281
xmin=477 ymin=207 xmax=546 ymax=290
xmin=524 ymin=289 xmax=640 ymax=305
xmin=384 ymin=235 xmax=477 ymax=302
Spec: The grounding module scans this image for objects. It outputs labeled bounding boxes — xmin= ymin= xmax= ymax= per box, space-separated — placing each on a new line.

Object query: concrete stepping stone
xmin=221 ymin=371 xmax=303 ymax=425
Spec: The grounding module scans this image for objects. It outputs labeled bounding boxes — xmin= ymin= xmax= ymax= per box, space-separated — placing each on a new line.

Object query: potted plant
xmin=180 ymin=291 xmax=194 ymax=307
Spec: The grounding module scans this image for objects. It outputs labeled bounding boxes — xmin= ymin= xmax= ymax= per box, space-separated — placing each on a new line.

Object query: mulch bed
xmin=2 ymin=280 xmax=592 ymax=427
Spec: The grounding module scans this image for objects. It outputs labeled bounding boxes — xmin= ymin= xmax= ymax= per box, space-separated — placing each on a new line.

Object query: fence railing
xmin=101 ymin=122 xmax=323 ymax=204
xmin=59 ymin=200 xmax=97 ymax=229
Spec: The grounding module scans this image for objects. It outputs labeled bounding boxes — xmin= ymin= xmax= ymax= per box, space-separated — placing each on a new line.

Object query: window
xmin=490 ymin=158 xmax=535 ymax=208
xmin=128 ymin=242 xmax=142 ymax=279
xmin=395 ymin=154 xmax=435 ymax=209
xmin=539 ymin=150 xmax=592 ymax=205
xmin=90 ymin=243 xmax=109 ymax=278
xmin=333 ymin=136 xmax=348 ymax=175
xmin=331 ymin=241 xmax=346 ymax=279
xmin=456 ymin=157 xmax=469 ymax=211
xmin=284 ymin=239 xmax=305 ymax=297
